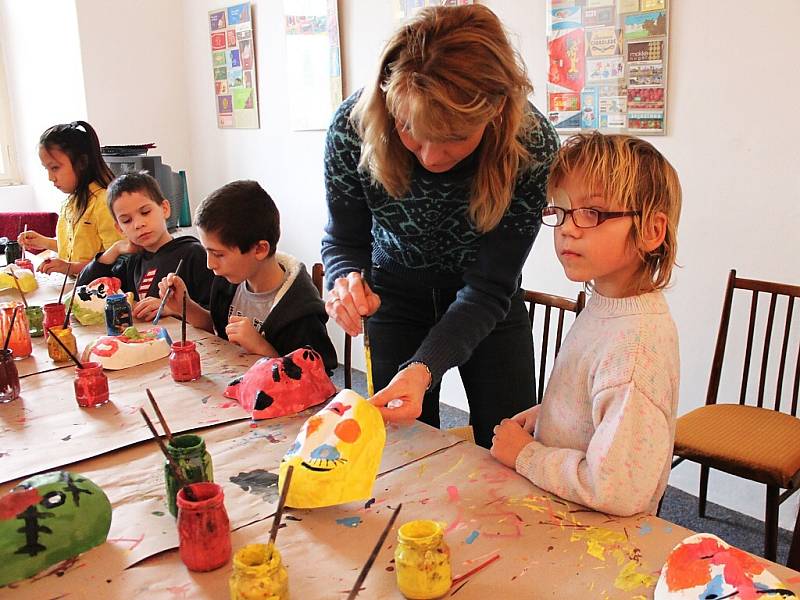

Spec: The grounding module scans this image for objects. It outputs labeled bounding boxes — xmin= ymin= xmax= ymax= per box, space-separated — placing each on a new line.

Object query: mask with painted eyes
xmin=224 ymin=346 xmax=336 ymax=420
xmin=279 ymin=389 xmax=385 ymax=508
xmin=654 ymin=533 xmax=790 ymax=599
xmin=70 ymin=277 xmax=134 ymax=325
xmin=0 ymin=471 xmax=112 ymax=586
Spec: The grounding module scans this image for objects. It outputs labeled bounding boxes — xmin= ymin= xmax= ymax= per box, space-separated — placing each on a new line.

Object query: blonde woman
xmin=322 ymin=5 xmax=559 ymax=447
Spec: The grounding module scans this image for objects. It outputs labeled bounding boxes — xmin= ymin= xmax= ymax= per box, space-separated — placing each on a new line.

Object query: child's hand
xmin=113 ymin=239 xmax=142 ymax=256
xmin=226 ymin=316 xmax=270 ymax=355
xmin=18 ymin=230 xmax=47 ymax=250
xmin=156 ymin=273 xmax=187 ymax=315
xmin=132 ymin=296 xmax=171 ymax=322
xmin=369 ymin=363 xmax=431 ymax=423
xmin=511 ymin=404 xmax=541 ymax=433
xmin=325 ymin=271 xmax=381 ymax=337
xmin=38 ymin=257 xmax=71 ymax=275
xmin=490 ymin=419 xmax=534 ymax=469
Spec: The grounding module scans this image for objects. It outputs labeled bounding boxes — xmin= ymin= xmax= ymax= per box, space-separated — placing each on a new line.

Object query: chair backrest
xmin=524 ymin=288 xmax=586 ymax=403
xmin=312 ymin=263 xmax=351 ymax=389
xmin=706 ymin=269 xmax=800 ymax=415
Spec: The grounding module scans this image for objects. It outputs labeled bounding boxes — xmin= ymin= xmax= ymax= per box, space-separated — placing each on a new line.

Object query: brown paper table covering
xmin=0 ymin=420 xmax=461 ymax=597
xmin=0 ymin=334 xmax=263 ymax=483
xmin=2 ymin=437 xmax=798 ymax=599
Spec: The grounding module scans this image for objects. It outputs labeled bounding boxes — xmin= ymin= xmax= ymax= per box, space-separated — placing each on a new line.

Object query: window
xmin=0 ymin=43 xmax=19 ymax=186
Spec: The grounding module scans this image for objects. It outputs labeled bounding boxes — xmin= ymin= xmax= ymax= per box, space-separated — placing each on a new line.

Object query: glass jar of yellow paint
xmin=228 ymin=543 xmax=288 ymax=600
xmin=395 ymin=520 xmax=451 ymax=599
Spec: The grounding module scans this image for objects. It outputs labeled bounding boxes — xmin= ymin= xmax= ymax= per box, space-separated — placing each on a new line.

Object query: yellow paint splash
xmin=614 ymin=560 xmax=656 ymax=592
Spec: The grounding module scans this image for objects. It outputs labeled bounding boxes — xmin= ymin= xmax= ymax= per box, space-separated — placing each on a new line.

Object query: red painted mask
xmin=224 ymin=347 xmax=336 ymax=420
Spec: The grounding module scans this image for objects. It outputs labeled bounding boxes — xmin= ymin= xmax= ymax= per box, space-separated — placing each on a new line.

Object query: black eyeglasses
xmin=541 ymin=205 xmax=641 ymax=228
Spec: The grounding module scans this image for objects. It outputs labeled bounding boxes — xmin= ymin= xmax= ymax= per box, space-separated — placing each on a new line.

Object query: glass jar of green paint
xmin=164 ymin=433 xmax=214 ymax=517
xmin=25 ymin=306 xmax=44 ymax=337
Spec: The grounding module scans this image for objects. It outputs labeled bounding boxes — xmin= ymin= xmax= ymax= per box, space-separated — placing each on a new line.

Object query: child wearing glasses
xmin=490 ymin=132 xmax=682 ymax=516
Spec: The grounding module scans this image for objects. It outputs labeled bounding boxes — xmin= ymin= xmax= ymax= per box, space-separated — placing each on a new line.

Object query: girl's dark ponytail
xmin=39 ymin=120 xmax=114 ymax=221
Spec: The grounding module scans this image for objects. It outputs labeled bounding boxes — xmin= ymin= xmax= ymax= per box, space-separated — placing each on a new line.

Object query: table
xmin=2 ymin=338 xmax=799 ymax=599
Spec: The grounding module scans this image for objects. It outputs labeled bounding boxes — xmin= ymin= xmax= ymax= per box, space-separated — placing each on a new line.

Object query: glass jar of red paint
xmin=169 ymin=341 xmax=201 ymax=382
xmin=43 ymin=302 xmax=66 ymax=338
xmin=0 ymin=302 xmax=32 ymax=359
xmin=0 ymin=349 xmax=20 ymax=403
xmin=176 ymin=482 xmax=231 ymax=572
xmin=73 ymin=361 xmax=110 ymax=408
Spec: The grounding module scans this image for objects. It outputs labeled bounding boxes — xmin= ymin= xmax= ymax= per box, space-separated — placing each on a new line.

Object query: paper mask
xmin=224 ymin=347 xmax=336 ymax=420
xmin=279 ymin=389 xmax=385 ymax=508
xmin=0 ymin=265 xmax=37 ymax=293
xmin=83 ymin=326 xmax=172 ymax=370
xmin=654 ymin=533 xmax=795 ymax=600
xmin=69 ymin=277 xmax=134 ymax=325
xmin=0 ymin=471 xmax=112 ymax=586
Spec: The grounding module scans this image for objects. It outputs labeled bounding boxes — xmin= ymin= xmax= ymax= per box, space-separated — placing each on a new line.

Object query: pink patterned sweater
xmin=515 ymin=290 xmax=680 ymax=516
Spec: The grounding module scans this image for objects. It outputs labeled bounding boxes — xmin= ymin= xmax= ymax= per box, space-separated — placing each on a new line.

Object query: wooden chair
xmin=312 ymin=263 xmax=352 ymax=389
xmin=523 ymin=288 xmax=586 ymax=404
xmin=671 ymin=269 xmax=800 ymax=561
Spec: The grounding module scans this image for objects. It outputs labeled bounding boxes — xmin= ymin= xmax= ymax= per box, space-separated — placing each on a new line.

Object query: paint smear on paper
xmin=229 ymin=469 xmax=279 ymax=503
xmin=614 ymin=560 xmax=656 ymax=591
xmin=638 ymin=522 xmax=652 ymax=536
xmin=465 ymin=530 xmax=479 ymax=544
xmin=336 ymin=516 xmax=362 ymax=528
xmin=447 ymin=485 xmax=460 ymax=503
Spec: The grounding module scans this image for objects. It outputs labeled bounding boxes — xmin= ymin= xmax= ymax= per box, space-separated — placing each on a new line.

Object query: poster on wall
xmin=209 ymin=2 xmax=259 ymax=129
xmin=283 ymin=0 xmax=342 ymax=131
xmin=395 ymin=0 xmax=472 ymax=21
xmin=546 ymin=0 xmax=669 ymax=135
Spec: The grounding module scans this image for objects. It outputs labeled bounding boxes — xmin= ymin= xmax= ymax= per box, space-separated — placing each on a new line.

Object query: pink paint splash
xmin=107 ymin=533 xmax=145 ymax=551
xmin=447 ymin=485 xmax=460 ymax=503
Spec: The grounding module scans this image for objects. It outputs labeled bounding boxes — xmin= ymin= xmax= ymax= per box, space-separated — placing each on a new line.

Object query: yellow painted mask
xmin=279 ymin=390 xmax=385 ymax=509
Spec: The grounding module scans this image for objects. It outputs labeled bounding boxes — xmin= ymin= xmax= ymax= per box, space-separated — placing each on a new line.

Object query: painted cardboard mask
xmin=224 ymin=347 xmax=336 ymax=420
xmin=654 ymin=533 xmax=794 ymax=600
xmin=0 ymin=471 xmax=112 ymax=586
xmin=279 ymin=389 xmax=385 ymax=508
xmin=69 ymin=276 xmax=134 ymax=325
xmin=83 ymin=325 xmax=172 ymax=370
xmin=0 ymin=264 xmax=37 ymax=293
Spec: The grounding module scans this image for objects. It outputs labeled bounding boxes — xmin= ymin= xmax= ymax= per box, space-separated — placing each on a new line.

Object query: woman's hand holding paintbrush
xmin=324 ymin=271 xmax=381 ymax=338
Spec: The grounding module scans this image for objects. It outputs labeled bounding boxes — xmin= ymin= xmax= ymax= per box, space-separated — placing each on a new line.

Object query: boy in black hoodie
xmin=77 ymin=172 xmax=213 ymax=320
xmin=157 ymin=180 xmax=337 ymax=373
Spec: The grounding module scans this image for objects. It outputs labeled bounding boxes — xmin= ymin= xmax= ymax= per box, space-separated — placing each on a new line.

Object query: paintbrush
xmin=152 ymin=258 xmax=184 ymax=326
xmin=268 ymin=465 xmax=294 ymax=551
xmin=45 ymin=327 xmax=83 ymax=368
xmin=146 ymin=388 xmax=173 ymax=442
xmin=139 ymin=407 xmax=196 ymax=501
xmin=181 ymin=293 xmax=187 ymax=346
xmin=10 ymin=272 xmax=28 ymax=309
xmin=2 ymin=306 xmax=18 ymax=353
xmin=63 ymin=275 xmax=79 ymax=329
xmin=345 ymin=503 xmax=403 ymax=600
xmin=20 ymin=223 xmax=27 ymax=254
xmin=57 ymin=262 xmax=72 ymax=305
xmin=360 ymin=269 xmax=374 ymax=397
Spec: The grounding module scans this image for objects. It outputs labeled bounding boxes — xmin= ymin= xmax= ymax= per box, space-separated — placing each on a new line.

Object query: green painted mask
xmin=0 ymin=471 xmax=112 ymax=586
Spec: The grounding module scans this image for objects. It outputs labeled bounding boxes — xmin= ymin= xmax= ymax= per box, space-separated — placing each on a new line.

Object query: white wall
xmin=0 ymin=0 xmax=87 ymax=212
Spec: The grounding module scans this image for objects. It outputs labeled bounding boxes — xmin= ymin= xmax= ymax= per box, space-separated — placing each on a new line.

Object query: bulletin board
xmin=546 ymin=0 xmax=669 ymax=135
xmin=209 ymin=2 xmax=260 ymax=129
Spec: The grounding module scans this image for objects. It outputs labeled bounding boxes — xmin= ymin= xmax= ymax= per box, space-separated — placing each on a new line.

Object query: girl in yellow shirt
xmin=18 ymin=121 xmax=122 ymax=275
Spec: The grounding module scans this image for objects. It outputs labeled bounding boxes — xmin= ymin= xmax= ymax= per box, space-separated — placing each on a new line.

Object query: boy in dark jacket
xmin=157 ymin=180 xmax=337 ymax=373
xmin=77 ymin=172 xmax=213 ymax=320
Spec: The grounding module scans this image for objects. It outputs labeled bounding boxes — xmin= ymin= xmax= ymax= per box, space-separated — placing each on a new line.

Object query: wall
xmin=0 ymin=0 xmax=87 ymax=212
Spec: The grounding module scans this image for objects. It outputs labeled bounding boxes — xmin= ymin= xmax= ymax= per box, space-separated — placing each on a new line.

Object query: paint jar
xmin=104 ymin=293 xmax=132 ymax=336
xmin=0 ymin=349 xmax=20 ymax=403
xmin=74 ymin=362 xmax=109 ymax=408
xmin=43 ymin=303 xmax=66 ymax=339
xmin=0 ymin=302 xmax=32 ymax=360
xmin=228 ymin=543 xmax=289 ymax=600
xmin=46 ymin=326 xmax=78 ymax=363
xmin=169 ymin=341 xmax=202 ymax=382
xmin=395 ymin=520 xmax=451 ymax=599
xmin=176 ymin=482 xmax=231 ymax=572
xmin=14 ymin=258 xmax=34 ymax=273
xmin=25 ymin=306 xmax=44 ymax=337
xmin=164 ymin=433 xmax=214 ymax=518
xmin=4 ymin=241 xmax=22 ymax=265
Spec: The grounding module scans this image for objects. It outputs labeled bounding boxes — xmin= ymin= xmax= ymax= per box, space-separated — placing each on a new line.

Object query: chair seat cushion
xmin=674 ymin=404 xmax=800 ymax=488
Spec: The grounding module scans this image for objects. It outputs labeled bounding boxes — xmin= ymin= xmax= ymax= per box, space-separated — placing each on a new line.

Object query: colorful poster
xmin=547 ymin=0 xmax=669 ymax=135
xmin=208 ymin=2 xmax=259 ymax=129
xmin=283 ymin=0 xmax=343 ymax=131
xmin=586 ymin=27 xmax=620 ymax=57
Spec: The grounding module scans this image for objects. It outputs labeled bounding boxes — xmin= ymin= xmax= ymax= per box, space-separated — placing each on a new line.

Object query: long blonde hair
xmin=351 ymin=4 xmax=534 ymax=233
xmin=548 ymin=133 xmax=682 ymax=292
